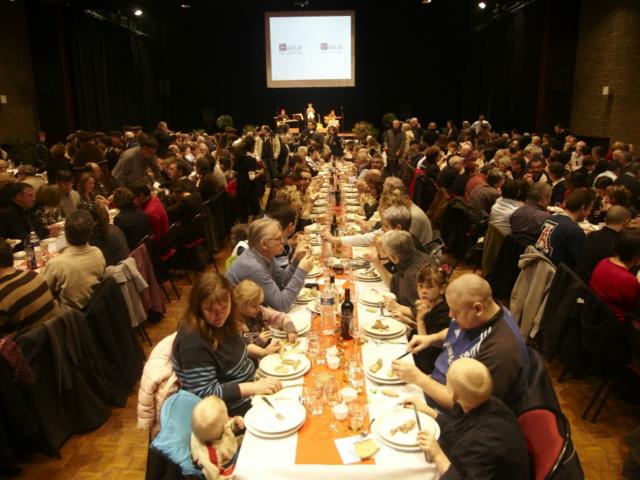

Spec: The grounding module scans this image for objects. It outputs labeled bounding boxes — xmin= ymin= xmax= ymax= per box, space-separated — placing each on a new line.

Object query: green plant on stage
xmin=381 ymin=112 xmax=397 ymax=129
xmin=352 ymin=121 xmax=379 ymax=142
xmin=216 ymin=114 xmax=234 ymax=131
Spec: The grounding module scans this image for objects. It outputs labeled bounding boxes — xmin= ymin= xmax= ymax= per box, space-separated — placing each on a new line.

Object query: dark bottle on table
xmin=340 ymin=288 xmax=354 ymax=340
xmin=331 ymin=214 xmax=338 ymax=236
xmin=24 ymin=237 xmax=37 ymax=270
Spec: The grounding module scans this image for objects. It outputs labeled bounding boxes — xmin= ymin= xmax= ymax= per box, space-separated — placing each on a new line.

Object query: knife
xmin=262 ymin=396 xmax=284 ymax=420
xmin=413 ymin=405 xmax=430 ymax=462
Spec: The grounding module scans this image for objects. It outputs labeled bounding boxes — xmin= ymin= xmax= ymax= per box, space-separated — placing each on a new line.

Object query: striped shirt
xmin=172 ymin=325 xmax=255 ymax=413
xmin=0 ymin=269 xmax=59 ymax=335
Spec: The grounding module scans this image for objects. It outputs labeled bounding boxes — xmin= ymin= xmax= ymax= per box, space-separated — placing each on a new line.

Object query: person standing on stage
xmin=276 ymin=108 xmax=290 ymax=134
xmin=305 ymin=103 xmax=316 ymax=123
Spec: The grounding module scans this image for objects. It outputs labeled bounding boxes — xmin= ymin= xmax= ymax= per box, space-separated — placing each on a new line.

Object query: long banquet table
xmin=235 ymin=274 xmax=439 ymax=480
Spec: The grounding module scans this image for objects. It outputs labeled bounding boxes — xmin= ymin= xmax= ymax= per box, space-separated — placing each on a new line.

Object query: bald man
xmin=405 ymin=358 xmax=529 ymax=479
xmin=392 ymin=273 xmax=529 ymax=410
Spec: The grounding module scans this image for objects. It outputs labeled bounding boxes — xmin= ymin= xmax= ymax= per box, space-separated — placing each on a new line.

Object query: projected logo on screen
xmin=320 ymin=43 xmax=343 ymax=51
xmin=278 ymin=44 xmax=303 ymax=55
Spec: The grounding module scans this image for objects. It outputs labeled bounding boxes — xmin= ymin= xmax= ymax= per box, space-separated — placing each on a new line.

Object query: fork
xmin=361 ymin=417 xmax=375 ymax=438
xmin=262 ymin=397 xmax=285 ymax=420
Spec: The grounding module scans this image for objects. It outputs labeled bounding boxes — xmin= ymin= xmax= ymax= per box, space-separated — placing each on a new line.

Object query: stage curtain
xmin=463 ymin=2 xmax=545 ymax=133
xmin=65 ymin=10 xmax=163 ymax=131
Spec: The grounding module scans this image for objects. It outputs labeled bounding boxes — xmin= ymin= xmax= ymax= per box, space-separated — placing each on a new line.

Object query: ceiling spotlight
xmin=422 ymin=0 xmax=432 ymax=4
xmin=478 ymin=1 xmax=487 ymax=8
xmin=134 ymin=9 xmax=143 ymax=16
xmin=180 ymin=3 xmax=191 ymax=8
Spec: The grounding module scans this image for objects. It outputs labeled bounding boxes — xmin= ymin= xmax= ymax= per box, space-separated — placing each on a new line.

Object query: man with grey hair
xmin=42 ymin=209 xmax=106 ymax=310
xmin=226 ymin=218 xmax=313 ymax=311
xmin=383 ymin=178 xmax=433 ymax=246
xmin=509 ymin=182 xmax=552 ymax=244
xmin=363 ymin=229 xmax=434 ymax=310
xmin=392 ymin=273 xmax=529 ymax=411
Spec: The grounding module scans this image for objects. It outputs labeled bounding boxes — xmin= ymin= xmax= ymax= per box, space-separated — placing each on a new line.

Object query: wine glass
xmin=323 ymin=377 xmax=342 ymax=432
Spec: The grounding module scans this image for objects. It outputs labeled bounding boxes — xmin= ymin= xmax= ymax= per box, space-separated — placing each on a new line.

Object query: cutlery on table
xmin=413 ymin=405 xmax=430 ymax=462
xmin=395 ymin=351 xmax=411 ymax=361
xmin=262 ymin=397 xmax=285 ymax=420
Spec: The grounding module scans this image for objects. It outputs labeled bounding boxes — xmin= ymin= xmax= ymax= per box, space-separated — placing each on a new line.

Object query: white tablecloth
xmin=235 ymin=278 xmax=440 ymax=480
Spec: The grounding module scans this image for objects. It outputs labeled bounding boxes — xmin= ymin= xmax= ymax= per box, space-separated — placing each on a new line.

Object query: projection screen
xmin=265 ymin=11 xmax=356 ymax=88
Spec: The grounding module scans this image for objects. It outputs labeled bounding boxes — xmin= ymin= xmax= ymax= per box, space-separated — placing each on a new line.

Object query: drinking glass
xmin=304 ymin=386 xmax=324 ymax=416
xmin=348 ymin=401 xmax=367 ymax=433
xmin=349 ymin=365 xmax=365 ymax=389
xmin=307 ymin=331 xmax=321 ymax=366
xmin=323 ymin=377 xmax=342 ymax=432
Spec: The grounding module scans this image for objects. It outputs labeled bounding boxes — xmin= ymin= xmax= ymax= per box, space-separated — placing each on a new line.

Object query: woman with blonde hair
xmin=172 ymin=272 xmax=282 ymax=415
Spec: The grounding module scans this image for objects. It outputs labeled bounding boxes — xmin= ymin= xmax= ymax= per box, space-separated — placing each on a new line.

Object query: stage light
xmin=478 ymin=1 xmax=487 ymax=9
xmin=134 ymin=9 xmax=143 ymax=16
xmin=422 ymin=0 xmax=432 ymax=4
xmin=180 ymin=3 xmax=191 ymax=8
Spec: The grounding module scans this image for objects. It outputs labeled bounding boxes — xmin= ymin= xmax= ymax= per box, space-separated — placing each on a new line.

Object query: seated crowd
xmin=1 ymin=115 xmax=637 ymax=478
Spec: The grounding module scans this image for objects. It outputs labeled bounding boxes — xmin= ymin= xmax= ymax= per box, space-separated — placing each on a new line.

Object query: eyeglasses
xmin=267 ymin=236 xmax=284 ymax=243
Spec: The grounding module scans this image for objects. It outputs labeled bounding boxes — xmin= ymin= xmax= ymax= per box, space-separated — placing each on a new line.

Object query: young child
xmin=387 ymin=264 xmax=452 ymax=374
xmin=233 ymin=280 xmax=298 ymax=359
xmin=405 ymin=358 xmax=529 ymax=479
xmin=191 ymin=395 xmax=244 ymax=480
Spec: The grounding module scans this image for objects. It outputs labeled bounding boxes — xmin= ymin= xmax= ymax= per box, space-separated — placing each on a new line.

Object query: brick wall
xmin=0 ymin=0 xmax=39 ymax=143
xmin=571 ymin=0 xmax=640 ymax=148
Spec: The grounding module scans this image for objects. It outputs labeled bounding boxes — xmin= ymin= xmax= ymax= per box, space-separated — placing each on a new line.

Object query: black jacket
xmin=114 ymin=207 xmax=152 ymax=250
xmin=0 ymin=201 xmax=49 ymax=245
xmin=14 ymin=310 xmax=112 ymax=455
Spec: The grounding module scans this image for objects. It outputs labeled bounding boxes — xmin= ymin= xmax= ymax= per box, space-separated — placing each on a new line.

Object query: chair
xmin=154 ymin=223 xmax=185 ymax=299
xmin=481 ymin=221 xmax=506 ymax=277
xmin=517 ymin=407 xmax=571 ymax=480
xmin=581 ymin=314 xmax=639 ymax=423
xmin=489 ymin=234 xmax=528 ymax=303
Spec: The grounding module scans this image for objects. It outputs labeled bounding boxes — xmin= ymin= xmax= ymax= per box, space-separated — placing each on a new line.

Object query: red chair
xmin=517 ymin=407 xmax=570 ymax=480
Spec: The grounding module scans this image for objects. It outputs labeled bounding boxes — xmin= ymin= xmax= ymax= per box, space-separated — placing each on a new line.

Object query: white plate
xmin=296 ymin=287 xmax=321 ymax=304
xmin=366 ymin=359 xmax=404 ymax=383
xmin=304 ymin=224 xmax=324 ymax=234
xmin=361 ymin=290 xmax=396 ymax=305
xmin=343 ymin=224 xmax=362 ymax=234
xmin=259 ymin=353 xmax=310 ymax=378
xmin=270 ymin=316 xmax=311 ymax=336
xmin=355 ymin=270 xmax=381 ymax=282
xmin=6 ymin=239 xmax=21 ymax=248
xmin=375 ymin=407 xmax=440 ymax=448
xmin=306 ymin=266 xmax=324 ymax=278
xmin=365 ymin=329 xmax=406 ymax=340
xmin=314 ymin=200 xmax=327 ymax=207
xmin=376 ymin=433 xmax=422 ymax=452
xmin=363 ymin=317 xmax=405 ymax=338
xmin=365 ymin=371 xmax=406 ymax=385
xmin=244 ymin=399 xmax=306 ymax=435
xmin=258 ymin=359 xmax=311 ymax=380
xmin=306 ymin=300 xmax=340 ymax=315
xmin=271 ymin=323 xmax=311 ymax=339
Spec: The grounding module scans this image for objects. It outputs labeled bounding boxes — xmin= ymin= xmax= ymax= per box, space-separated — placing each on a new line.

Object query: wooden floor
xmin=13 ymin=255 xmax=639 ymax=480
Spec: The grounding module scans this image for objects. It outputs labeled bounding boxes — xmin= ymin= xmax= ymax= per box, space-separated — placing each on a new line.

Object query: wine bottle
xmin=341 ymin=288 xmax=354 ymax=340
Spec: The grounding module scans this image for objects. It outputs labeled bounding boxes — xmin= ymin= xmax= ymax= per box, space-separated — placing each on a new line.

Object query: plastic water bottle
xmin=320 ymin=280 xmax=336 ymax=336
xmin=24 ymin=237 xmax=37 ymax=270
xmin=29 ymin=231 xmax=43 ymax=267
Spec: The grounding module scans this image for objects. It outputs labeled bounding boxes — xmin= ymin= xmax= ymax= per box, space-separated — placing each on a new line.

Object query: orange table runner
xmin=295 ymin=278 xmax=375 ymax=465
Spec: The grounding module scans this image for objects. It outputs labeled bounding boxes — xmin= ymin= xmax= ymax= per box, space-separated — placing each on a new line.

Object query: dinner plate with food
xmin=270 ymin=316 xmax=311 ymax=337
xmin=314 ymin=200 xmax=328 ymax=207
xmin=305 ymin=265 xmax=324 ymax=278
xmin=259 ymin=353 xmax=310 ymax=378
xmin=343 ymin=223 xmax=362 ymax=235
xmin=374 ymin=406 xmax=440 ymax=450
xmin=360 ymin=290 xmax=396 ymax=306
xmin=304 ymin=224 xmax=324 ymax=234
xmin=244 ymin=398 xmax=307 ymax=438
xmin=366 ymin=358 xmax=405 ymax=385
xmin=355 ymin=268 xmax=381 ymax=281
xmin=296 ymin=287 xmax=321 ymax=304
xmin=346 ymin=213 xmax=365 ymax=221
xmin=5 ymin=239 xmax=21 ymax=249
xmin=363 ymin=317 xmax=405 ymax=338
xmin=306 ymin=300 xmax=340 ymax=315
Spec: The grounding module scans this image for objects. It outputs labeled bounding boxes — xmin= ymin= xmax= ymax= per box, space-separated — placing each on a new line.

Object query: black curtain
xmin=65 ymin=11 xmax=163 ymax=132
xmin=463 ymin=2 xmax=545 ymax=133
